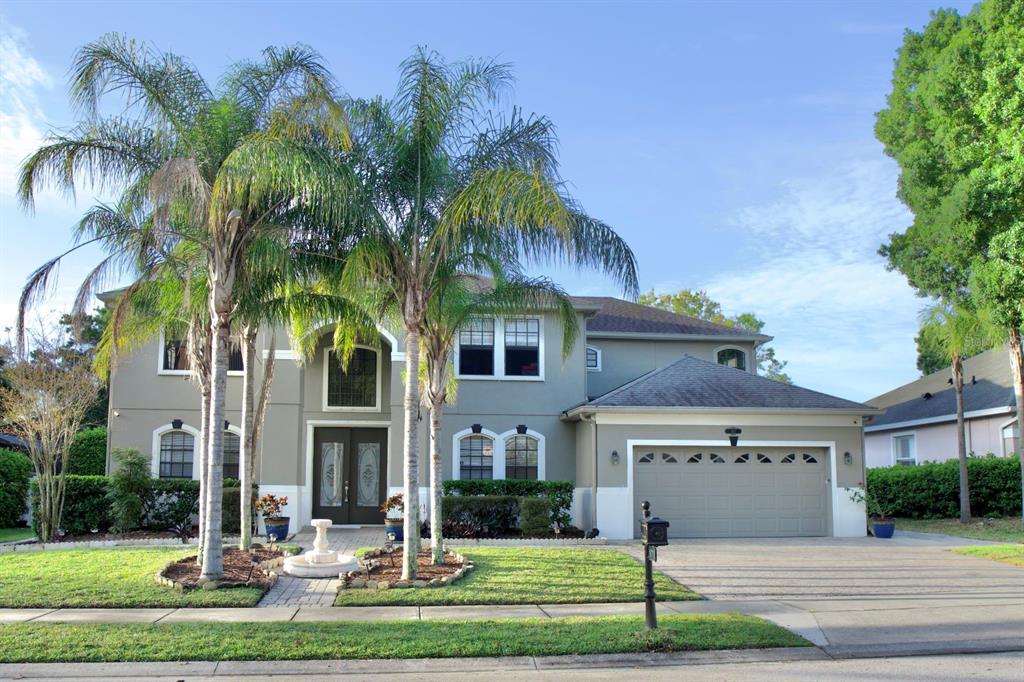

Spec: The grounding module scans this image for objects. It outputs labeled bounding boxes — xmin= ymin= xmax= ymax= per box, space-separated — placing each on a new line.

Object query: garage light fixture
xmin=725 ymin=427 xmax=742 ymax=447
xmin=610 ymin=450 xmax=619 ymax=465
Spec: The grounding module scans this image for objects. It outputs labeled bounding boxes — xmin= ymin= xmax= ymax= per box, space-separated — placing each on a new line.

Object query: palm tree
xmin=421 ymin=269 xmax=579 ymax=563
xmin=921 ymin=302 xmax=998 ymax=523
xmin=17 ymin=35 xmax=354 ymax=579
xmin=333 ymin=50 xmax=638 ymax=579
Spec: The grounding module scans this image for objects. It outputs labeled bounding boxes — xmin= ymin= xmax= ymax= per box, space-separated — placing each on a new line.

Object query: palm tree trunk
xmin=402 ymin=326 xmax=421 ymax=580
xmin=197 ymin=382 xmax=210 ymax=561
xmin=1008 ymin=327 xmax=1024 ymax=525
xmin=200 ymin=292 xmax=231 ymax=581
xmin=429 ymin=395 xmax=444 ymax=565
xmin=953 ymin=354 xmax=971 ymax=524
xmin=239 ymin=326 xmax=257 ymax=550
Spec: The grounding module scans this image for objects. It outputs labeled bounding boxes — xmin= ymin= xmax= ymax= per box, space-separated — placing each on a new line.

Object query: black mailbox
xmin=640 ymin=516 xmax=670 ymax=546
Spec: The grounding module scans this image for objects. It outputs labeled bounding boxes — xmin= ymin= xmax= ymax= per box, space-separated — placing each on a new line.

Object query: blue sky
xmin=0 ymin=0 xmax=975 ymax=400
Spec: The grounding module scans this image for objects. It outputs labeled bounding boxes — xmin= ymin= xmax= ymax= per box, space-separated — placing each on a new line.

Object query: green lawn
xmin=953 ymin=544 xmax=1024 ymax=567
xmin=0 ymin=614 xmax=806 ymax=662
xmin=0 ymin=547 xmax=264 ymax=608
xmin=894 ymin=517 xmax=1024 ymax=543
xmin=334 ymin=547 xmax=698 ymax=606
xmin=0 ymin=528 xmax=34 ymax=543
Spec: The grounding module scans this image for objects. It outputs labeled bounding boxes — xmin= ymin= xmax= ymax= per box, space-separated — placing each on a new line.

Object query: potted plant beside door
xmin=256 ymin=493 xmax=290 ymax=542
xmin=848 ymin=485 xmax=896 ymax=539
xmin=381 ymin=493 xmax=404 ymax=541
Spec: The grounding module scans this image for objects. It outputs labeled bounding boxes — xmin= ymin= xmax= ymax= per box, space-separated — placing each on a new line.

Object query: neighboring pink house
xmin=864 ymin=346 xmax=1019 ymax=468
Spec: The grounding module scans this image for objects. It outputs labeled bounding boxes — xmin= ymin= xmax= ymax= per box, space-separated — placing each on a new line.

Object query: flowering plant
xmin=255 ymin=493 xmax=289 ymax=520
xmin=380 ymin=493 xmax=404 ymax=519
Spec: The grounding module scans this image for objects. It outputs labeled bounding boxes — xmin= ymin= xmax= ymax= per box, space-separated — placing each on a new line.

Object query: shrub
xmin=65 ymin=427 xmax=107 ymax=476
xmin=31 ymin=475 xmax=250 ymax=537
xmin=442 ymin=480 xmax=574 ymax=527
xmin=107 ymin=449 xmax=149 ymax=534
xmin=0 ymin=449 xmax=32 ymax=527
xmin=867 ymin=456 xmax=1021 ymax=519
xmin=440 ymin=495 xmax=519 ymax=536
xmin=519 ymin=496 xmax=552 ymax=535
xmin=32 ymin=475 xmax=110 ymax=536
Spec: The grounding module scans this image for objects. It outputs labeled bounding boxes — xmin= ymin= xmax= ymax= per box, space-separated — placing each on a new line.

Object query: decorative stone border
xmin=154 ymin=547 xmax=298 ymax=592
xmin=340 ymin=547 xmax=473 ymax=591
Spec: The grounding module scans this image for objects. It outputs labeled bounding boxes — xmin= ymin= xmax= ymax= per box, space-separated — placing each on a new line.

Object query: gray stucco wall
xmin=586 ymin=338 xmax=757 ymax=398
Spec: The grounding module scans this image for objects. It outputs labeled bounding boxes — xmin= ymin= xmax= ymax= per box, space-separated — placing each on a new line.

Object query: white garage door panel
xmin=634 ymin=446 xmax=829 ymax=538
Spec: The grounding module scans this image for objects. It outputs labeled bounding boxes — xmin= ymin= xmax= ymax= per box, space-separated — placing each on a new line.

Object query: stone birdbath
xmin=282 ymin=519 xmax=358 ymax=577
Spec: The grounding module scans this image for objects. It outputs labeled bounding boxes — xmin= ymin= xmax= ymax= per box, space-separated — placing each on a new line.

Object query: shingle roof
xmin=866 ymin=380 xmax=1016 ymax=430
xmin=584 ymin=355 xmax=873 ymax=411
xmin=571 ymin=297 xmax=769 ymax=339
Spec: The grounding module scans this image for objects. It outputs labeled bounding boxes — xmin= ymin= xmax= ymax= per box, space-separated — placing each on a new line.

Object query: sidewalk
xmin=0 ymin=599 xmax=828 ymax=645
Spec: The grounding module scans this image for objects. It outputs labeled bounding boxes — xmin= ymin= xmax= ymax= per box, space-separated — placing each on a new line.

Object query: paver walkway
xmin=258 ymin=526 xmax=380 ymax=607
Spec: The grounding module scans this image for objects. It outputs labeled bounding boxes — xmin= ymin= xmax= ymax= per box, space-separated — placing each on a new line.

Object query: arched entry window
xmin=324 ymin=346 xmax=380 ymax=410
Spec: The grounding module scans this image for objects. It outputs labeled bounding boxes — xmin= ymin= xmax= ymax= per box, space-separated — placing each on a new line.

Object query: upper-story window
xmin=585 ymin=345 xmax=601 ymax=372
xmin=892 ymin=433 xmax=916 ymax=466
xmin=716 ymin=347 xmax=746 ymax=371
xmin=504 ymin=319 xmax=540 ymax=377
xmin=457 ymin=319 xmax=495 ymax=376
xmin=325 ymin=347 xmax=380 ymax=410
xmin=457 ymin=317 xmax=543 ymax=380
xmin=161 ymin=333 xmax=243 ymax=374
xmin=1002 ymin=422 xmax=1020 ymax=456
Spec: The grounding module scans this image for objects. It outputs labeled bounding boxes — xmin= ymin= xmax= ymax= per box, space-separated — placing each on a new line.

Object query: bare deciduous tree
xmin=0 ymin=334 xmax=99 ymax=542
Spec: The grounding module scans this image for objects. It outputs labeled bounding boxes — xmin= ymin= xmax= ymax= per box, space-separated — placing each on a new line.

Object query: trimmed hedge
xmin=867 ymin=456 xmax=1021 ymax=519
xmin=441 ymin=495 xmax=519 ymax=537
xmin=65 ymin=427 xmax=108 ymax=476
xmin=519 ymin=496 xmax=552 ymax=535
xmin=30 ymin=475 xmax=254 ymax=537
xmin=442 ymin=479 xmax=574 ymax=527
xmin=0 ymin=449 xmax=33 ymax=527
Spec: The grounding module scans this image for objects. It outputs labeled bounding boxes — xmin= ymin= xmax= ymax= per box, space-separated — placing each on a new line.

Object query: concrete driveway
xmin=633 ymin=532 xmax=1024 ymax=656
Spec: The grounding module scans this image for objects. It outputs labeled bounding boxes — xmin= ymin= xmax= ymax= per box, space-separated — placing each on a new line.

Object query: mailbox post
xmin=639 ymin=500 xmax=669 ymax=629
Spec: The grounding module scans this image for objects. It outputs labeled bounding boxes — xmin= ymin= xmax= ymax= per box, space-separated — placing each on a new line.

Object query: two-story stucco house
xmin=101 ymin=292 xmax=875 ymax=539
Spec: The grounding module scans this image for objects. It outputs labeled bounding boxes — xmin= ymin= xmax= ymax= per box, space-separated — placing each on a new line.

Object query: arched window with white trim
xmin=585 ymin=345 xmax=602 ymax=372
xmin=715 ymin=346 xmax=747 ymax=371
xmin=323 ymin=346 xmax=381 ymax=410
xmin=504 ymin=434 xmax=538 ymax=479
xmin=458 ymin=433 xmax=495 ymax=480
xmin=159 ymin=430 xmax=195 ymax=479
xmin=223 ymin=430 xmax=241 ymax=480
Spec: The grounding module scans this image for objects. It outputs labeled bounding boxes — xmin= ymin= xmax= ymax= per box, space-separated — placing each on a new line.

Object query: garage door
xmin=634 ymin=446 xmax=829 ymax=538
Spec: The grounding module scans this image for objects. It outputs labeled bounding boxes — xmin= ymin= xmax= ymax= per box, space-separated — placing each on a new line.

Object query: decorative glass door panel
xmin=356 ymin=443 xmax=381 ymax=508
xmin=319 ymin=442 xmax=345 ymax=507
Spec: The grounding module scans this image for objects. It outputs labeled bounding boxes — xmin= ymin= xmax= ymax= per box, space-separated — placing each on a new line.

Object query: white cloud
xmin=0 ymin=17 xmax=52 ymax=205
xmin=703 ymin=159 xmax=925 ymax=401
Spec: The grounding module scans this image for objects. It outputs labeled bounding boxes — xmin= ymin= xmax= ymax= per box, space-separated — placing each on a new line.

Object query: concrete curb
xmin=0 ymin=647 xmax=825 ymax=678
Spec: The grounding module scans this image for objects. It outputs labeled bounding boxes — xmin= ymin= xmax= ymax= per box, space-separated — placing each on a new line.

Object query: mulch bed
xmin=161 ymin=546 xmax=283 ymax=590
xmin=360 ymin=550 xmax=464 ymax=581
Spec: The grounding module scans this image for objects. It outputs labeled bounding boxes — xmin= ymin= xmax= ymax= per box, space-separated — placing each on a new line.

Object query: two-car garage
xmin=633 ymin=445 xmax=830 ymax=538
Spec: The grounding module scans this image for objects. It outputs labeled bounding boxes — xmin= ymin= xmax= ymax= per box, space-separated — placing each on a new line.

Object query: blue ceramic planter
xmin=384 ymin=520 xmax=403 ymax=541
xmin=265 ymin=518 xmax=290 ymax=542
xmin=872 ymin=521 xmax=895 ymax=539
